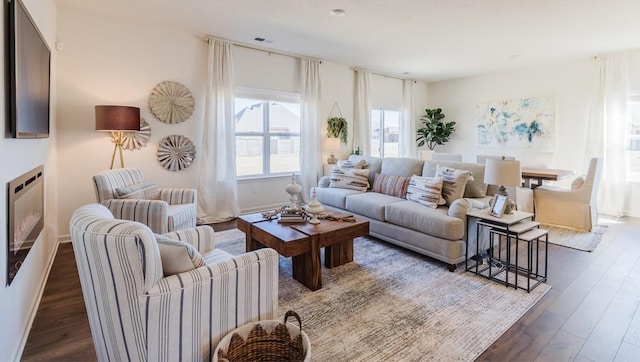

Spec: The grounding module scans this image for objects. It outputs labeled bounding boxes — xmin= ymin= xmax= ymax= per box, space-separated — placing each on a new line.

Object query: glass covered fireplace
xmin=7 ymin=165 xmax=44 ymax=285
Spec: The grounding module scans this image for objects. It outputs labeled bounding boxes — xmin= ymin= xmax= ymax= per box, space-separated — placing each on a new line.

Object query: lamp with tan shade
xmin=484 ymin=157 xmax=521 ymax=214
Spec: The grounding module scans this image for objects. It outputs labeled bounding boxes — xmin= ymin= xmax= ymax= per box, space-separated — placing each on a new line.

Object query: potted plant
xmin=416 ymin=108 xmax=456 ymax=150
xmin=327 ymin=117 xmax=348 ymax=144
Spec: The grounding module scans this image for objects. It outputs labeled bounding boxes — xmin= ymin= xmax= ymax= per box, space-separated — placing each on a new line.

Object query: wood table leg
xmin=292 ymin=235 xmax=321 ymax=290
xmin=325 ymin=239 xmax=354 ymax=268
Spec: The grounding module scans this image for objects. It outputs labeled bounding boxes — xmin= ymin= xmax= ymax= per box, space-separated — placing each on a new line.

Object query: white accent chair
xmin=534 ymin=157 xmax=602 ymax=231
xmin=92 ymin=168 xmax=197 ymax=234
xmin=70 ymin=203 xmax=279 ymax=361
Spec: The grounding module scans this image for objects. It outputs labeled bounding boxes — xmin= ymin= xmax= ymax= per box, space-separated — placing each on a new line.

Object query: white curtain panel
xmin=400 ymin=79 xmax=417 ymax=158
xmin=354 ymin=69 xmax=371 ymax=155
xmin=300 ymin=59 xmax=322 ymax=202
xmin=588 ymin=53 xmax=629 ymax=217
xmin=197 ymin=39 xmax=240 ymax=223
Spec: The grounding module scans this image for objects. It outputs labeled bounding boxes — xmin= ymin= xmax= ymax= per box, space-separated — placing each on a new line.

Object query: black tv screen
xmin=7 ymin=0 xmax=51 ymax=139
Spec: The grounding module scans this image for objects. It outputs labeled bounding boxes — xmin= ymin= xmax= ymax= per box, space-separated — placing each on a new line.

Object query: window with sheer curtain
xmin=627 ymin=93 xmax=640 ymax=182
xmin=234 ymin=89 xmax=301 ymax=178
xmin=370 ymin=108 xmax=400 ymax=158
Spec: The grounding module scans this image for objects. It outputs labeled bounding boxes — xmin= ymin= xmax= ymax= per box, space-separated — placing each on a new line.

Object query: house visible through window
xmin=370 ymin=109 xmax=400 ymax=158
xmin=627 ymin=93 xmax=640 ymax=182
xmin=235 ymin=90 xmax=300 ymax=177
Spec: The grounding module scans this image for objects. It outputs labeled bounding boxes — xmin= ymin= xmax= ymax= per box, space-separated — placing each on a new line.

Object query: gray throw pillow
xmin=155 ymin=235 xmax=205 ymax=277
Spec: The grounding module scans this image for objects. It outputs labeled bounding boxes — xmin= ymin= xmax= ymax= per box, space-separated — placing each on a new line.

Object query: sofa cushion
xmin=380 ymin=157 xmax=424 ymax=177
xmin=317 ymin=187 xmax=363 ymax=209
xmin=345 ymin=192 xmax=405 ymax=221
xmin=329 ymin=168 xmax=370 ymax=191
xmin=372 ymin=173 xmax=410 ymax=198
xmin=116 ymin=182 xmax=161 ymax=200
xmin=405 ymin=175 xmax=444 ymax=208
xmin=156 ymin=235 xmax=205 ymax=277
xmin=385 ymin=200 xmax=465 ymax=241
xmin=435 ymin=165 xmax=470 ymax=205
xmin=423 ymin=160 xmax=488 ymax=198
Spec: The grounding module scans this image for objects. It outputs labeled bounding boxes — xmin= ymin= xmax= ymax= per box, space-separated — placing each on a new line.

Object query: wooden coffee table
xmin=237 ymin=212 xmax=369 ymax=291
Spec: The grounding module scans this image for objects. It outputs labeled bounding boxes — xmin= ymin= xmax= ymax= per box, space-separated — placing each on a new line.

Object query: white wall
xmin=0 ymin=1 xmax=58 ymax=360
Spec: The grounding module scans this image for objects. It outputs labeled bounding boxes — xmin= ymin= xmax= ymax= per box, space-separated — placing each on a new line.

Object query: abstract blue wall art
xmin=475 ymin=97 xmax=556 ymax=149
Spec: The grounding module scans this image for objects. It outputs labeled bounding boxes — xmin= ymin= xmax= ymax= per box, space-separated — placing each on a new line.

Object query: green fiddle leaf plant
xmin=416 ymin=108 xmax=456 ymax=150
xmin=327 ymin=117 xmax=348 ymax=144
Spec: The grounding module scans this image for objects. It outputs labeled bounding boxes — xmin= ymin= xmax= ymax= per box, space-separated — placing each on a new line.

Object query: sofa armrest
xmin=145 ymin=248 xmax=279 ymax=360
xmin=161 ymin=225 xmax=216 ymax=254
xmin=448 ymin=198 xmax=473 ymax=219
xmin=318 ymin=176 xmax=331 ymax=188
xmin=103 ymin=199 xmax=169 ymax=233
xmin=159 ymin=188 xmax=197 ymax=205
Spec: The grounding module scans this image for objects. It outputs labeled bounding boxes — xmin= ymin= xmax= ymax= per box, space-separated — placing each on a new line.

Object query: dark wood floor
xmin=22 ymin=217 xmax=640 ymax=361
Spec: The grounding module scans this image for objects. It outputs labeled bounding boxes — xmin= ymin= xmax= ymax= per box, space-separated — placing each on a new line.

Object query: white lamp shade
xmin=484 ymin=158 xmax=521 ymax=187
xmin=324 ymin=137 xmax=341 ymax=152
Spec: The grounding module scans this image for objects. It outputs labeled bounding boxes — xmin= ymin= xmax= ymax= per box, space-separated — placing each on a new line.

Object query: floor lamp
xmin=95 ymin=105 xmax=140 ymax=169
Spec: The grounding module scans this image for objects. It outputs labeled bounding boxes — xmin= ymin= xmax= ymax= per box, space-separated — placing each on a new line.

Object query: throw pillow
xmin=115 ymin=182 xmax=160 ymax=200
xmin=337 ymin=159 xmax=366 ymax=169
xmin=405 ymin=175 xmax=444 ymax=208
xmin=155 ymin=235 xmax=205 ymax=277
xmin=435 ymin=165 xmax=470 ymax=205
xmin=372 ymin=173 xmax=410 ymax=198
xmin=329 ymin=168 xmax=370 ymax=192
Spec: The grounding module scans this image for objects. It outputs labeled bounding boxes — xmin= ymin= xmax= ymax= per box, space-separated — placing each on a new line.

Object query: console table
xmin=466 ymin=209 xmax=548 ymax=292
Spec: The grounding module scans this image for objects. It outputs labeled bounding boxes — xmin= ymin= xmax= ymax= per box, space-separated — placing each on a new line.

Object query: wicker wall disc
xmin=148 ymin=81 xmax=195 ymax=124
xmin=121 ymin=118 xmax=151 ymax=150
xmin=157 ymin=134 xmax=196 ymax=171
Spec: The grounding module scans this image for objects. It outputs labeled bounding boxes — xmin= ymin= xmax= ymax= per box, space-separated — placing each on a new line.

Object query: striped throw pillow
xmin=372 ymin=173 xmax=410 ymax=198
xmin=115 ymin=182 xmax=160 ymax=200
xmin=406 ymin=175 xmax=444 ymax=208
xmin=436 ymin=165 xmax=471 ymax=205
xmin=329 ymin=168 xmax=370 ymax=191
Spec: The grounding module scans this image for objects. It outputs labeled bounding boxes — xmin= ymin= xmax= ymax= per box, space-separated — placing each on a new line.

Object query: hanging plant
xmin=327 ymin=117 xmax=348 ymax=144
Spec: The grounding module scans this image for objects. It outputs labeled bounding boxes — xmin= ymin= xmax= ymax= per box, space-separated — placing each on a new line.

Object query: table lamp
xmin=325 ymin=137 xmax=341 ymax=164
xmin=484 ymin=157 xmax=521 ymax=214
xmin=95 ymin=105 xmax=140 ymax=169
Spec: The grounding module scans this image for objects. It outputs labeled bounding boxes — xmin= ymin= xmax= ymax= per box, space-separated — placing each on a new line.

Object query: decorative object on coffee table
xmin=148 ymin=80 xmax=195 ymax=124
xmin=121 ymin=117 xmax=151 ymax=150
xmin=157 ymin=134 xmax=196 ymax=171
xmin=285 ymin=173 xmax=303 ymax=207
xmin=305 ymin=187 xmax=324 ymax=224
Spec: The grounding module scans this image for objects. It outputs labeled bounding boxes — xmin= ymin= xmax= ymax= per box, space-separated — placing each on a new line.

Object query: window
xmin=370 ymin=109 xmax=400 ymax=158
xmin=627 ymin=93 xmax=640 ymax=182
xmin=235 ymin=90 xmax=300 ymax=177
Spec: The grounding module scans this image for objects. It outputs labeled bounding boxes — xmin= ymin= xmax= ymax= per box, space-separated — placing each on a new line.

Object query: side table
xmin=466 ymin=208 xmax=548 ymax=292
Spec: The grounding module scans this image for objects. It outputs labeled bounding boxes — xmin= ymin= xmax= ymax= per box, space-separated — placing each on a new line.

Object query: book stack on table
xmin=278 ymin=208 xmax=307 ymax=223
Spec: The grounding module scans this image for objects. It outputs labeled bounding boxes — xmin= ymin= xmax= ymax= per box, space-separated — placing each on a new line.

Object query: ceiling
xmin=57 ymin=0 xmax=640 ymax=82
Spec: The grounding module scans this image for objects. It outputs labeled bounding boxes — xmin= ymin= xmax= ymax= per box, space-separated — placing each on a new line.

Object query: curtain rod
xmin=351 ymin=67 xmax=416 ymax=82
xmin=203 ymin=34 xmax=322 ymax=62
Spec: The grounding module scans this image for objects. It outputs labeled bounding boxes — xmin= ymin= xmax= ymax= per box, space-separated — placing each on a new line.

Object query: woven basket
xmin=214 ymin=310 xmax=311 ymax=362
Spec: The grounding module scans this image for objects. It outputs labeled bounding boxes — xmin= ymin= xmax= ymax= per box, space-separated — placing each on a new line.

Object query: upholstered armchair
xmin=92 ymin=168 xmax=197 ymax=234
xmin=534 ymin=157 xmax=602 ymax=231
xmin=70 ymin=203 xmax=279 ymax=361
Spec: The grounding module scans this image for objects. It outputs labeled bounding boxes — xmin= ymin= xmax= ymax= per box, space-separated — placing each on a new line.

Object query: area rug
xmin=541 ymin=224 xmax=608 ymax=252
xmin=214 ymin=229 xmax=550 ymax=361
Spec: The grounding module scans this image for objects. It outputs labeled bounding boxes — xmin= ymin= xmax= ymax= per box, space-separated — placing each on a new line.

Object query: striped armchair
xmin=70 ymin=204 xmax=279 ymax=361
xmin=92 ymin=168 xmax=197 ymax=234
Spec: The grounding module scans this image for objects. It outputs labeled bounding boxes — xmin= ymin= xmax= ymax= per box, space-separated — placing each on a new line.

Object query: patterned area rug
xmin=542 ymin=224 xmax=608 ymax=252
xmin=215 ymin=229 xmax=550 ymax=361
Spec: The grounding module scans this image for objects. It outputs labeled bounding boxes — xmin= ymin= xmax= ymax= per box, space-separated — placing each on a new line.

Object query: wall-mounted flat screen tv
xmin=7 ymin=0 xmax=51 ymax=139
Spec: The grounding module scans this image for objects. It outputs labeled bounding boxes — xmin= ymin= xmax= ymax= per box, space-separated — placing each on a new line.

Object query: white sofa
xmin=317 ymin=155 xmax=495 ymax=271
